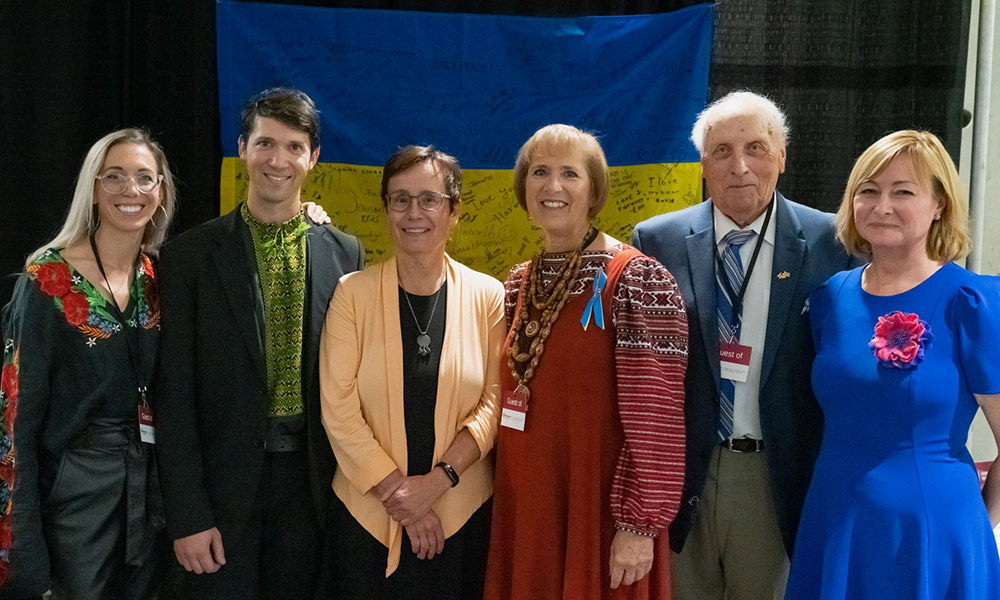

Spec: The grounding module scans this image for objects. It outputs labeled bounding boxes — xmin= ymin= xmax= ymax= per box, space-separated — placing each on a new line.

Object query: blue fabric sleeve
xmin=952 ymin=274 xmax=1000 ymax=394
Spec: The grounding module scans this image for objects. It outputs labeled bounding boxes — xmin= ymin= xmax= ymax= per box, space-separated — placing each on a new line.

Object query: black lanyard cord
xmin=89 ymin=233 xmax=149 ymax=402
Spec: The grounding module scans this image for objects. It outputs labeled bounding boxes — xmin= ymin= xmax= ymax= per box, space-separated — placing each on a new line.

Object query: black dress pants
xmin=183 ymin=450 xmax=321 ymax=600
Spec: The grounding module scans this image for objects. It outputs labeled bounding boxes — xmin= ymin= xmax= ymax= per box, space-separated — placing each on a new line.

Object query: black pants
xmin=183 ymin=450 xmax=322 ymax=600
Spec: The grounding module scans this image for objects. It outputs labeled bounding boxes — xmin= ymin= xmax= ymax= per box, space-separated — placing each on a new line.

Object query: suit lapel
xmin=685 ymin=202 xmax=721 ymax=387
xmin=211 ymin=210 xmax=266 ymax=383
xmin=759 ymin=193 xmax=806 ymax=388
xmin=302 ymin=224 xmax=338 ymax=388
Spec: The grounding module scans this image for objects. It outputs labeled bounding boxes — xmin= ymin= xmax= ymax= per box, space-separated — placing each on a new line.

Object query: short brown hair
xmin=836 ymin=130 xmax=970 ymax=261
xmin=513 ymin=124 xmax=608 ymax=218
xmin=239 ymin=87 xmax=321 ymax=150
xmin=381 ymin=145 xmax=462 ymax=212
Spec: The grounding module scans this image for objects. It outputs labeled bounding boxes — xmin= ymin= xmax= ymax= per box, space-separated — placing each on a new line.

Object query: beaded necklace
xmin=506 ymin=225 xmax=599 ymax=403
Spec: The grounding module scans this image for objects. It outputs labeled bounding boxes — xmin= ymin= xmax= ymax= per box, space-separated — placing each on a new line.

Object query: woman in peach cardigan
xmin=318 ymin=145 xmax=505 ymax=598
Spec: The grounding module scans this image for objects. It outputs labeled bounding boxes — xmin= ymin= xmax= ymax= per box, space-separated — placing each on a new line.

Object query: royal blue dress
xmin=785 ymin=263 xmax=1000 ymax=599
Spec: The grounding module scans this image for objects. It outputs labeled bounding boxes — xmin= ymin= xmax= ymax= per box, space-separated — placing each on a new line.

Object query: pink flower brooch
xmin=869 ymin=311 xmax=933 ymax=369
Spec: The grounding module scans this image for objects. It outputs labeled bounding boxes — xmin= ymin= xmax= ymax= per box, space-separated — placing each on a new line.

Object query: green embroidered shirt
xmin=242 ymin=202 xmax=308 ymax=418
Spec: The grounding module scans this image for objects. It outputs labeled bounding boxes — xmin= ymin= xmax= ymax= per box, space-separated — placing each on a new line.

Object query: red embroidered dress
xmin=485 ymin=245 xmax=687 ymax=600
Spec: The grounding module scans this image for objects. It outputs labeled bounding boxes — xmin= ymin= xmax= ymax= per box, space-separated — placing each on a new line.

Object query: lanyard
xmin=714 ymin=197 xmax=774 ymax=331
xmin=89 ymin=233 xmax=149 ymax=404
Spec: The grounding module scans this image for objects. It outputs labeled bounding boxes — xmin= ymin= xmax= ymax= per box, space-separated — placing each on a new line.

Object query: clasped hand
xmin=403 ymin=509 xmax=445 ymax=560
xmin=382 ymin=471 xmax=450 ymax=526
xmin=378 ymin=470 xmax=451 ymax=560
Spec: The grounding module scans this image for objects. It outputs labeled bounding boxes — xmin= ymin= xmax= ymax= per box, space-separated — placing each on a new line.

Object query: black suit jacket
xmin=154 ymin=207 xmax=364 ymax=541
xmin=632 ymin=193 xmax=858 ymax=554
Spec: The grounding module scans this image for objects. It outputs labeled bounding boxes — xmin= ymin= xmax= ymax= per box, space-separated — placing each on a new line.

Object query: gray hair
xmin=690 ymin=91 xmax=789 ymax=155
xmin=25 ymin=128 xmax=177 ymax=267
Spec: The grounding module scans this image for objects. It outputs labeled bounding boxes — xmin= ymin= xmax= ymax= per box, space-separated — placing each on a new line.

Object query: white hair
xmin=690 ymin=90 xmax=789 ymax=155
xmin=25 ymin=128 xmax=177 ymax=268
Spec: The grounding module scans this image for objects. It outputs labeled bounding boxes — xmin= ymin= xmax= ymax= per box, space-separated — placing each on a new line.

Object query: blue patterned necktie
xmin=717 ymin=228 xmax=756 ymax=442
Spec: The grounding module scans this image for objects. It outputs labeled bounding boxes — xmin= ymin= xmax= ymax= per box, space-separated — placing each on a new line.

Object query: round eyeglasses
xmin=95 ymin=172 xmax=163 ymax=195
xmin=385 ymin=191 xmax=450 ymax=212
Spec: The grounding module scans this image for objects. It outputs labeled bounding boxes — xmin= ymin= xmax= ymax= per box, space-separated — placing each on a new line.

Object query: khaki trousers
xmin=672 ymin=447 xmax=789 ymax=600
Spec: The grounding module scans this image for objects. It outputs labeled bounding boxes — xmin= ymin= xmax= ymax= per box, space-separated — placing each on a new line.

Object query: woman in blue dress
xmin=785 ymin=130 xmax=1000 ymax=599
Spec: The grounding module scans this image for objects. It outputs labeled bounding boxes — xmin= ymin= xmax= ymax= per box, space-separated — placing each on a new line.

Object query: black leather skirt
xmin=40 ymin=418 xmax=165 ymax=600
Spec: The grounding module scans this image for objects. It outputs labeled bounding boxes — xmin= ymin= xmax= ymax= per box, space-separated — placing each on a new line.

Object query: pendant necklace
xmin=402 ymin=284 xmax=443 ymax=357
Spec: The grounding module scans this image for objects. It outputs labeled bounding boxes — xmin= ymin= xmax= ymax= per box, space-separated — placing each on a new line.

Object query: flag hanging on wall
xmin=217 ymin=0 xmax=713 ymax=276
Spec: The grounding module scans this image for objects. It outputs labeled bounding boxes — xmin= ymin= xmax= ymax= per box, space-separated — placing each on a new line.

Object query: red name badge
xmin=138 ymin=403 xmax=156 ymax=444
xmin=720 ymin=341 xmax=752 ymax=383
xmin=501 ymin=387 xmax=529 ymax=431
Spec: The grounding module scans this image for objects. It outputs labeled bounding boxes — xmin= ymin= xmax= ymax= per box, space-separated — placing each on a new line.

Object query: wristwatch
xmin=435 ymin=461 xmax=460 ymax=487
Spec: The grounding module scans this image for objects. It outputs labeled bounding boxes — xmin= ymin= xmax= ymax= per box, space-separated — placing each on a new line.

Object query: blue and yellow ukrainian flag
xmin=217 ymin=1 xmax=713 ymax=276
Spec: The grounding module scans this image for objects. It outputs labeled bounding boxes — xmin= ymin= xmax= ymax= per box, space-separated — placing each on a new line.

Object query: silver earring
xmin=150 ymin=205 xmax=168 ymax=231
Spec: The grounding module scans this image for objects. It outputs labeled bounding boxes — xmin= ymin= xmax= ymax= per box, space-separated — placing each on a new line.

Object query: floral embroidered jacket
xmin=0 ymin=248 xmax=160 ymax=595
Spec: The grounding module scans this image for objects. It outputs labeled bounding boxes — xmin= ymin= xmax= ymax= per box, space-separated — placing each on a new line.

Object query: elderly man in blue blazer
xmin=631 ymin=91 xmax=855 ymax=600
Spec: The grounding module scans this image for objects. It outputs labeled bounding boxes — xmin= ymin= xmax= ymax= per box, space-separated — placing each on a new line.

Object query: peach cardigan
xmin=319 ymin=254 xmax=505 ymax=576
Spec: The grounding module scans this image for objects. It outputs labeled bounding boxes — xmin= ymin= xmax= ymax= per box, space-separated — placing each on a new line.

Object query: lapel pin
xmin=777 ymin=271 xmax=790 ymax=279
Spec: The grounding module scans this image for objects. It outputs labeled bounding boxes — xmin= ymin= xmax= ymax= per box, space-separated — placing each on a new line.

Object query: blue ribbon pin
xmin=581 ymin=266 xmax=608 ymax=331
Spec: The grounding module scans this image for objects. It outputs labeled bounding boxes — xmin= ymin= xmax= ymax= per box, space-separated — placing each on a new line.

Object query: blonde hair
xmin=25 ymin=129 xmax=177 ymax=267
xmin=513 ymin=124 xmax=608 ymax=218
xmin=691 ymin=90 xmax=788 ymax=155
xmin=836 ymin=130 xmax=969 ymax=261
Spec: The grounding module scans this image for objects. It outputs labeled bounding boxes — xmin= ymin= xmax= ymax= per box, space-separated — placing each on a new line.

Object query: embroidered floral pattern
xmin=26 ymin=249 xmax=160 ymax=344
xmin=869 ymin=311 xmax=933 ymax=369
xmin=135 ymin=255 xmax=160 ymax=330
xmin=0 ymin=251 xmax=160 ymax=582
xmin=35 ymin=262 xmax=72 ymax=297
xmin=62 ymin=292 xmax=91 ymax=326
xmin=0 ymin=340 xmax=17 ymax=585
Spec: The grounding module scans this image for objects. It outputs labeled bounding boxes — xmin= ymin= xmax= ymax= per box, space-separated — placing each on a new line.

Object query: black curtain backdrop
xmin=0 ymin=0 xmax=971 ymax=308
xmin=710 ymin=1 xmax=971 ymax=214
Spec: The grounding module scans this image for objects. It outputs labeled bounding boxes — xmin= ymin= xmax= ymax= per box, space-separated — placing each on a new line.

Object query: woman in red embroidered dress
xmin=0 ymin=129 xmax=176 ymax=599
xmin=484 ymin=124 xmax=688 ymax=599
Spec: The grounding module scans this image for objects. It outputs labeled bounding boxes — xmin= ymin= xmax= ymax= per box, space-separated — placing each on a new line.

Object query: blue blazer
xmin=631 ymin=192 xmax=855 ymax=554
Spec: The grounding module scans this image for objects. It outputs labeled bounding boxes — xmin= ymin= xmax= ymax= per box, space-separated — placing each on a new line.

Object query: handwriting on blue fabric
xmin=216 ymin=1 xmax=713 ymax=168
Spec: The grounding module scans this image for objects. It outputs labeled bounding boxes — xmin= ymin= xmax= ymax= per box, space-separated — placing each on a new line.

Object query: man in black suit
xmin=155 ymin=88 xmax=364 ymax=599
xmin=632 ymin=91 xmax=855 ymax=599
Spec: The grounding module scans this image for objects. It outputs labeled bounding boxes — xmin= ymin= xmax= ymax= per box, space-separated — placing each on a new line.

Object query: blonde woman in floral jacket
xmin=0 ymin=129 xmax=176 ymax=599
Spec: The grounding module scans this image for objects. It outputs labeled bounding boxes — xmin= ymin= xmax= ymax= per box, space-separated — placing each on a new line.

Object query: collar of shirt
xmin=712 ymin=191 xmax=778 ymax=250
